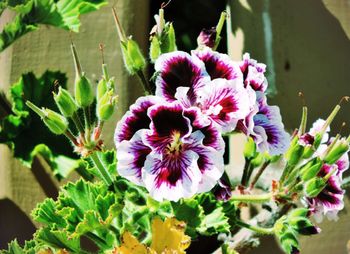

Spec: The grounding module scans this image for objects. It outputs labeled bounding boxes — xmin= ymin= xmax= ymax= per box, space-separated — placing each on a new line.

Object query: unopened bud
xmin=304 ymin=177 xmax=327 ymax=198
xmin=300 ymin=158 xmax=323 ymax=181
xmin=285 ymin=143 xmax=304 ymax=166
xmin=97 ymin=90 xmax=118 ymax=121
xmin=197 ymin=27 xmax=217 ymax=48
xmin=121 ymin=39 xmax=146 ymax=75
xmin=53 ymin=87 xmax=78 ymax=117
xmin=243 ymin=137 xmax=256 ymax=159
xmin=324 ymin=138 xmax=349 ymax=164
xmin=26 ymin=101 xmax=68 ymax=135
xmin=75 ymin=74 xmax=94 ymax=108
xmin=97 ymin=78 xmax=108 ymax=102
xmin=251 ymin=153 xmax=264 ymax=168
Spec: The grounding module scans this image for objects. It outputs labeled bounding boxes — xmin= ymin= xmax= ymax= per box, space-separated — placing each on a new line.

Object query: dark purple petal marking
xmin=197 ymin=79 xmax=252 ymax=132
xmin=193 ymin=49 xmax=242 ymax=80
xmin=239 ymin=53 xmax=267 ymax=92
xmin=155 ymin=51 xmax=208 ymax=101
xmin=117 ymin=130 xmax=152 ymax=185
xmin=115 ymin=96 xmax=162 ymax=146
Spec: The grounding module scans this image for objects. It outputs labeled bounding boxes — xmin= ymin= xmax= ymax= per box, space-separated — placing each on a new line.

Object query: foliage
xmin=0 ymin=0 xmax=108 ymax=52
xmin=0 ymin=71 xmax=80 ymax=179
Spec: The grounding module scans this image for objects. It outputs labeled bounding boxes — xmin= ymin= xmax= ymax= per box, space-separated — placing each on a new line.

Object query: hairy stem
xmin=250 ymin=161 xmax=270 ymax=189
xmin=235 ymin=220 xmax=275 ymax=235
xmin=230 ymin=193 xmax=272 ymax=203
xmin=90 ymin=151 xmax=113 ymax=186
xmin=137 ymin=70 xmax=152 ymax=95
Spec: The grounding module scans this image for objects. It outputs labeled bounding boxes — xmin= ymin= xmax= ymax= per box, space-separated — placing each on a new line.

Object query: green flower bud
xmin=285 ymin=143 xmax=304 ymax=166
xmin=300 ymin=158 xmax=323 ymax=181
xmin=304 ymin=177 xmax=327 ymax=198
xmin=324 ymin=138 xmax=349 ymax=164
xmin=26 ymin=101 xmax=68 ymax=135
xmin=97 ymin=90 xmax=118 ymax=121
xmin=243 ymin=137 xmax=256 ymax=159
xmin=53 ymin=87 xmax=78 ymax=117
xmin=288 ymin=208 xmax=309 ymax=218
xmin=97 ymin=78 xmax=108 ymax=102
xmin=302 ymin=145 xmax=314 ymax=159
xmin=75 ymin=74 xmax=94 ymax=108
xmin=121 ymin=39 xmax=146 ymax=75
xmin=251 ymin=153 xmax=264 ymax=168
xmin=150 ymin=36 xmax=161 ymax=63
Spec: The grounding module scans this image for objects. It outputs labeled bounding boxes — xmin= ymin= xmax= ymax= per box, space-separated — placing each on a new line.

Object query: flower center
xmin=167 ymin=131 xmax=183 ymax=154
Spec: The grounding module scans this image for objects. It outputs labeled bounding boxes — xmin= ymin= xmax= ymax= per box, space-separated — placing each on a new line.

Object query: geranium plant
xmin=1 ymin=5 xmax=350 ymax=254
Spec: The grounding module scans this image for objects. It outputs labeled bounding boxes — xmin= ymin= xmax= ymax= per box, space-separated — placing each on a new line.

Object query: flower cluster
xmin=114 ymin=47 xmax=289 ymax=201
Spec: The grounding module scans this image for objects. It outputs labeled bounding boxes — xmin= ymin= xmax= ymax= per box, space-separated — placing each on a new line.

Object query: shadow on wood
xmin=0 ymin=198 xmax=36 ymax=249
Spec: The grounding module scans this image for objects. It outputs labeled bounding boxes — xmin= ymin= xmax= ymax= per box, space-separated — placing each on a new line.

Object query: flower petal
xmin=196 ymin=78 xmax=253 ymax=132
xmin=193 ymin=48 xmax=242 ymax=80
xmin=117 ymin=130 xmax=151 ymax=185
xmin=142 ymin=149 xmax=202 ymax=201
xmin=185 ymin=131 xmax=225 ymax=192
xmin=240 ymin=53 xmax=268 ymax=92
xmin=115 ymin=96 xmax=163 ymax=146
xmin=155 ymin=51 xmax=209 ymax=102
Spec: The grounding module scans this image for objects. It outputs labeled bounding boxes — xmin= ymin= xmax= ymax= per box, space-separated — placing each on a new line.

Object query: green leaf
xmin=0 ymin=0 xmax=108 ymax=51
xmin=35 ymin=227 xmax=81 ymax=253
xmin=0 ymin=239 xmax=36 ymax=254
xmin=0 ymin=71 xmax=79 ymax=179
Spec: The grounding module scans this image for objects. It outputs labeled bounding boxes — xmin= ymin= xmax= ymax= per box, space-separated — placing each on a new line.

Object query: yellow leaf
xmin=150 ymin=217 xmax=191 ymax=254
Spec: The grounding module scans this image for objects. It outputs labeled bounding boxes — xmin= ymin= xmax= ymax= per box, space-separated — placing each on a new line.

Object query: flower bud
xmin=243 ymin=137 xmax=256 ymax=159
xmin=251 ymin=153 xmax=264 ymax=168
xmin=53 ymin=87 xmax=78 ymax=117
xmin=97 ymin=90 xmax=118 ymax=121
xmin=285 ymin=143 xmax=304 ymax=166
xmin=197 ymin=27 xmax=217 ymax=48
xmin=121 ymin=39 xmax=146 ymax=75
xmin=75 ymin=74 xmax=94 ymax=108
xmin=300 ymin=158 xmax=323 ymax=181
xmin=97 ymin=78 xmax=108 ymax=102
xmin=26 ymin=101 xmax=68 ymax=135
xmin=323 ymin=138 xmax=349 ymax=165
xmin=304 ymin=177 xmax=327 ymax=198
xmin=289 ymin=217 xmax=320 ymax=235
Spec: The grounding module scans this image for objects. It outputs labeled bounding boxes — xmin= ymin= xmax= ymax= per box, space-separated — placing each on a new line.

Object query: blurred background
xmin=0 ymin=0 xmax=349 ymax=253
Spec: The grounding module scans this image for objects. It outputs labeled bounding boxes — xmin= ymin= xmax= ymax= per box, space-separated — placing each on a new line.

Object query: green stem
xmin=213 ymin=11 xmax=227 ymax=50
xmin=72 ymin=111 xmax=85 ymax=134
xmin=90 ymin=151 xmax=113 ymax=186
xmin=83 ymin=107 xmax=91 ymax=143
xmin=250 ymin=161 xmax=270 ymax=189
xmin=241 ymin=158 xmax=252 ymax=186
xmin=230 ymin=193 xmax=272 ymax=203
xmin=137 ymin=70 xmax=152 ymax=95
xmin=235 ymin=220 xmax=275 ymax=235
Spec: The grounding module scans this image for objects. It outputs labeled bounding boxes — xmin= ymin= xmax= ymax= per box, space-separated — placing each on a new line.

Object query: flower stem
xmin=241 ymin=158 xmax=252 ymax=186
xmin=90 ymin=151 xmax=113 ymax=186
xmin=235 ymin=220 xmax=275 ymax=235
xmin=72 ymin=111 xmax=85 ymax=136
xmin=250 ymin=161 xmax=270 ymax=189
xmin=213 ymin=11 xmax=227 ymax=50
xmin=83 ymin=106 xmax=91 ymax=143
xmin=230 ymin=193 xmax=272 ymax=203
xmin=137 ymin=70 xmax=152 ymax=95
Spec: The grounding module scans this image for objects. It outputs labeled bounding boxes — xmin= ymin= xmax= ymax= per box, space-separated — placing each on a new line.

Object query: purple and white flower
xmin=155 ymin=51 xmax=209 ymax=102
xmin=250 ymin=92 xmax=290 ymax=155
xmin=239 ymin=53 xmax=268 ymax=92
xmin=305 ymin=163 xmax=346 ymax=223
xmin=115 ymin=97 xmax=225 ymax=201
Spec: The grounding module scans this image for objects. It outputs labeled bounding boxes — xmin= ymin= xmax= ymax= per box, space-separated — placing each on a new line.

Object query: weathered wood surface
xmin=227 ymin=1 xmax=350 ymax=253
xmin=0 ymin=1 xmax=149 ymax=247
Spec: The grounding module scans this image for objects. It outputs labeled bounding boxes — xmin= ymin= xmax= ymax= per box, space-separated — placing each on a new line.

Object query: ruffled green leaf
xmin=0 ymin=71 xmax=79 ymax=179
xmin=0 ymin=239 xmax=36 ymax=254
xmin=0 ymin=0 xmax=108 ymax=51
